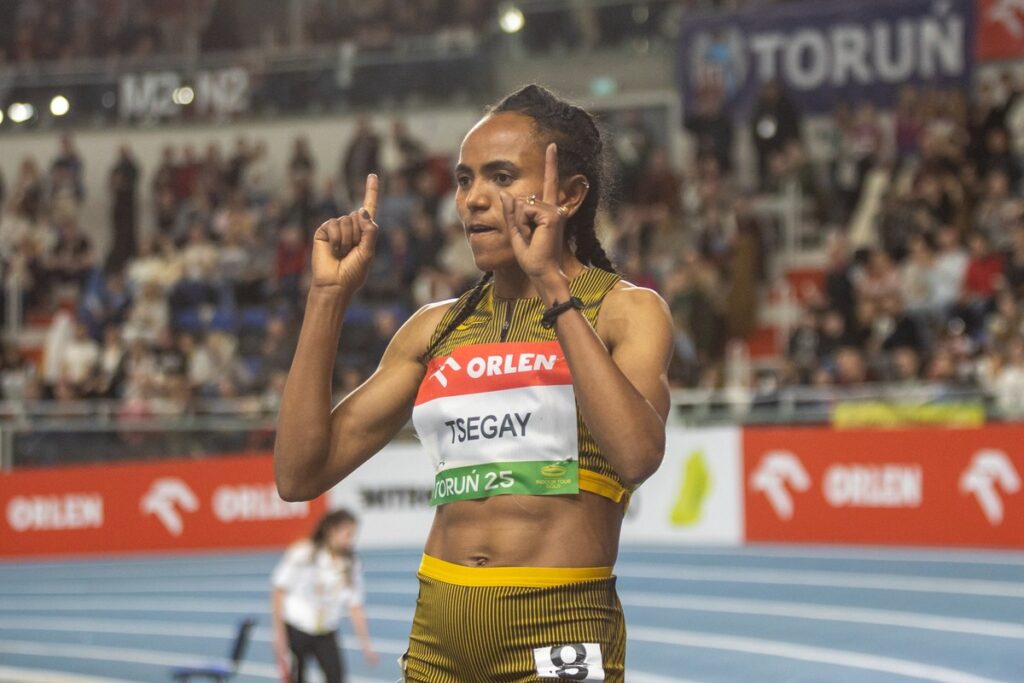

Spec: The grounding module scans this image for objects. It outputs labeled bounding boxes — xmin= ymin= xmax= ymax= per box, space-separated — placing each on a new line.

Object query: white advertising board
xmin=622 ymin=426 xmax=743 ymax=545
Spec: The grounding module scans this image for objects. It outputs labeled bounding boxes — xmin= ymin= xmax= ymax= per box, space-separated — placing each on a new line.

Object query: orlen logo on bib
xmin=141 ymin=478 xmax=199 ymax=536
xmin=429 ymin=351 xmax=559 ymax=387
xmin=960 ymin=449 xmax=1022 ymax=525
xmin=750 ymin=450 xmax=811 ymax=520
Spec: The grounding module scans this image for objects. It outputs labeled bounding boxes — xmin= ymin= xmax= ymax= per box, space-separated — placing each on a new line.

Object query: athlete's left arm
xmin=541 ymin=281 xmax=673 ymax=487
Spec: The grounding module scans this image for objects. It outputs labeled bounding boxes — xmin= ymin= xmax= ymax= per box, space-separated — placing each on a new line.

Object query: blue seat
xmin=170 ymin=617 xmax=256 ymax=682
xmin=240 ymin=306 xmax=269 ymax=331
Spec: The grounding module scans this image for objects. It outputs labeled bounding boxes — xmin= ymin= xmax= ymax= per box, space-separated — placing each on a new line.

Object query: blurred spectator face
xmin=937 ymin=225 xmax=960 ymax=250
xmin=927 ymin=349 xmax=956 ymax=381
xmin=835 ymin=347 xmax=866 ymax=384
xmin=373 ymin=309 xmax=399 ymax=339
xmin=856 ymin=300 xmax=876 ymax=325
xmin=280 ymin=224 xmax=304 ymax=248
xmin=893 ymin=347 xmax=920 ymax=380
xmin=986 ymin=128 xmax=1009 ymax=154
xmin=821 ymin=311 xmax=844 ymax=338
xmin=811 ymin=367 xmax=834 ymax=386
xmin=868 ymin=249 xmax=893 ymax=275
xmin=986 ymin=170 xmax=1010 ymax=198
xmin=967 ymin=232 xmax=990 ymax=257
xmin=881 ymin=293 xmax=904 ymax=316
xmin=1008 ymin=339 xmax=1024 ymax=366
xmin=266 ymin=318 xmax=286 ymax=339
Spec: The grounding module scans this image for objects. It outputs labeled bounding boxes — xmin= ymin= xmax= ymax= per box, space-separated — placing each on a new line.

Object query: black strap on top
xmin=540 ymin=296 xmax=584 ymax=329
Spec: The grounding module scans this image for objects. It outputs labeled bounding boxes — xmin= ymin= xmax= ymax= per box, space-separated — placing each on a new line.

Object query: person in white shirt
xmin=271 ymin=509 xmax=377 ymax=683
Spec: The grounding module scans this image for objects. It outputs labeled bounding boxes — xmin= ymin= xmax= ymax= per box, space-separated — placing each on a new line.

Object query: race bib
xmin=413 ymin=341 xmax=579 ymax=505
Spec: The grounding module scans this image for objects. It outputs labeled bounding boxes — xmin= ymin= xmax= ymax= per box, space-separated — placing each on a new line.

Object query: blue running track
xmin=0 ymin=545 xmax=1022 ymax=682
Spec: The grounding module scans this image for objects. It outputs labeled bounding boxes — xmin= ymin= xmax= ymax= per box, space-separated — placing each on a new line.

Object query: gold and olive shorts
xmin=400 ymin=555 xmax=626 ymax=682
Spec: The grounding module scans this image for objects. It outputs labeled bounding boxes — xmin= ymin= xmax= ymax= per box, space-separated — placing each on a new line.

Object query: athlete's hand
xmin=311 ymin=173 xmax=379 ymax=292
xmin=500 ymin=143 xmax=568 ymax=283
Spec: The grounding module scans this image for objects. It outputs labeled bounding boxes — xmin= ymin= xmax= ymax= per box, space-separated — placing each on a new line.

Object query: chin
xmin=469 ymin=246 xmax=516 ymax=273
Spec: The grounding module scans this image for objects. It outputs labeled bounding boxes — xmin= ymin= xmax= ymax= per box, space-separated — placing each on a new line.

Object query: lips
xmin=467 ymin=224 xmax=499 ymax=235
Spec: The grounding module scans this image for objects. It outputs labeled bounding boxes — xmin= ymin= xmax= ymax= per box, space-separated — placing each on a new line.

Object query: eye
xmin=455 ymin=174 xmax=471 ymax=189
xmin=493 ymin=172 xmax=513 ymax=186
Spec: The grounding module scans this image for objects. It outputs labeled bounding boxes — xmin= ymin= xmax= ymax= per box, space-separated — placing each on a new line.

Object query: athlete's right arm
xmin=274 ymin=174 xmax=447 ymax=501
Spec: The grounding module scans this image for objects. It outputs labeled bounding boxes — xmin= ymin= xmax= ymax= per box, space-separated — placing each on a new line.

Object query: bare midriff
xmin=423 ymin=491 xmax=623 ymax=568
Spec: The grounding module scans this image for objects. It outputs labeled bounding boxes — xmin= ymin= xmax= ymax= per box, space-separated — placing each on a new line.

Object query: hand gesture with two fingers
xmin=499 ymin=143 xmax=573 ymax=282
xmin=312 ymin=174 xmax=379 ymax=292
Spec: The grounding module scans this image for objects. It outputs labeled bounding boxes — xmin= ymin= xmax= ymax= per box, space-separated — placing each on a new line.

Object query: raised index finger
xmin=542 ymin=143 xmax=559 ymax=206
xmin=362 ymin=173 xmax=379 ymax=219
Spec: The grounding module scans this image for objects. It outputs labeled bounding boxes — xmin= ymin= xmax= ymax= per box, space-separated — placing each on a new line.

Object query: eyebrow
xmin=454 ymin=159 xmax=519 ymax=175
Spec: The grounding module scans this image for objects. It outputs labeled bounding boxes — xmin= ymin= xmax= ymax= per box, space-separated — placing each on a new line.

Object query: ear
xmin=557 ymin=174 xmax=590 ymax=218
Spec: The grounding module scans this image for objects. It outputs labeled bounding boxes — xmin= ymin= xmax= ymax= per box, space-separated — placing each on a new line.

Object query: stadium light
xmin=172 ymin=86 xmax=195 ymax=106
xmin=50 ymin=95 xmax=70 ymax=117
xmin=0 ymin=108 xmax=4 ymax=125
xmin=499 ymin=4 xmax=525 ymax=33
xmin=8 ymin=103 xmax=34 ymax=124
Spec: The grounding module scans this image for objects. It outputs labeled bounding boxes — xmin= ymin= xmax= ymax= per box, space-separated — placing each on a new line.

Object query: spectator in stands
xmin=44 ymin=214 xmax=94 ymax=296
xmin=342 ymin=117 xmax=381 ymax=206
xmin=751 ymin=80 xmax=802 ymax=189
xmin=992 ymin=338 xmax=1024 ymax=417
xmin=612 ymin=109 xmax=655 ymax=205
xmin=57 ymin=319 xmax=100 ymax=392
xmin=931 ymin=225 xmax=969 ymax=312
xmin=974 ymin=170 xmax=1022 ymax=253
xmin=107 ymin=145 xmax=139 ymax=273
xmin=684 ymin=81 xmax=733 ymax=174
xmin=50 ymin=133 xmax=85 ymax=203
xmin=962 ymin=231 xmax=1004 ymax=307
xmin=380 ymin=119 xmax=426 ymax=184
xmin=1004 ymin=224 xmax=1024 ymax=294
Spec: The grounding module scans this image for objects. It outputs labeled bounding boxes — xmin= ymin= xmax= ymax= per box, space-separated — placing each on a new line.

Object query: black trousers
xmin=285 ymin=624 xmax=345 ymax=683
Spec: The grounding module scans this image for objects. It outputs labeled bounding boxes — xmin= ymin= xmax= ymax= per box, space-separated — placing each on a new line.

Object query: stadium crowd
xmin=0 ymin=0 xmax=781 ymax=65
xmin=2 ymin=1 xmax=1024 ymax=419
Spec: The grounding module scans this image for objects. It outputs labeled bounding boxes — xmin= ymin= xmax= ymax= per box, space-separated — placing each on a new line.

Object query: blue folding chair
xmin=170 ymin=617 xmax=257 ymax=682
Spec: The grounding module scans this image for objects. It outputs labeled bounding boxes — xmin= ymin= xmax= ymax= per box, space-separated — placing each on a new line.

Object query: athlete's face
xmin=455 ymin=112 xmax=547 ymax=272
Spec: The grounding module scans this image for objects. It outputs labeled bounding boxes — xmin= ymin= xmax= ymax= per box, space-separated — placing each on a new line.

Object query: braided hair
xmin=422 ymin=85 xmax=615 ymax=361
xmin=491 ymin=85 xmax=616 ymax=272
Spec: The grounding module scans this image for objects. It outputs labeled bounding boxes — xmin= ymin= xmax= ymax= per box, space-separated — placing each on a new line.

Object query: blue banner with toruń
xmin=678 ymin=0 xmax=975 ymax=115
xmin=412 ymin=341 xmax=579 ymax=505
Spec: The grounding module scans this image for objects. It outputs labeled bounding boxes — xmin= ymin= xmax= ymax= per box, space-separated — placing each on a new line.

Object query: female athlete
xmin=275 ymin=84 xmax=673 ymax=681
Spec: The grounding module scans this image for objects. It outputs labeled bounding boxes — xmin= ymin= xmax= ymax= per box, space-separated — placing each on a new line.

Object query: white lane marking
xmin=0 ymin=600 xmax=413 ymax=620
xmin=0 ymin=616 xmax=411 ymax=655
xmin=0 ymin=641 xmax=391 ymax=683
xmin=0 ymin=579 xmax=417 ymax=595
xmin=620 ymin=592 xmax=1024 ymax=639
xmin=0 ymin=561 xmax=415 ymax=582
xmin=623 ymin=545 xmax=1024 ymax=567
xmin=8 ymin=592 xmax=1023 ymax=648
xmin=0 ymin=666 xmax=135 ymax=683
xmin=616 ymin=564 xmax=1024 ymax=598
xmin=6 ymin=566 xmax=1024 ymax=601
xmin=630 ymin=627 xmax=1009 ymax=683
xmin=629 ymin=673 xmax=703 ymax=683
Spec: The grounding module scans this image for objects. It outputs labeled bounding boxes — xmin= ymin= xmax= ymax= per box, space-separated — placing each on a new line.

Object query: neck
xmin=491 ymin=255 xmax=586 ymax=299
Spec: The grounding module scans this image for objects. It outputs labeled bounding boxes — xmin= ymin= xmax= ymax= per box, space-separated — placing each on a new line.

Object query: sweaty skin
xmin=274 ymin=112 xmax=673 ymax=569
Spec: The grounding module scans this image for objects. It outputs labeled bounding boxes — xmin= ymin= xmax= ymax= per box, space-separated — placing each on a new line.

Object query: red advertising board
xmin=977 ymin=0 xmax=1024 ymax=61
xmin=744 ymin=425 xmax=1024 ymax=548
xmin=0 ymin=453 xmax=327 ymax=558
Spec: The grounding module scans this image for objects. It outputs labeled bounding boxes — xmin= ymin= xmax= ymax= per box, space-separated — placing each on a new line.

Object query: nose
xmin=463 ymin=179 xmax=490 ymax=213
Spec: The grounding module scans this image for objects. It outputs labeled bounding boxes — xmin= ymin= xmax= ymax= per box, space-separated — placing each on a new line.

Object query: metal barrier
xmin=0 ymin=382 xmax=1009 ymax=471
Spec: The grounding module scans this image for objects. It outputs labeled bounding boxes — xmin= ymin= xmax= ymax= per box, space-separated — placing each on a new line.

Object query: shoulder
xmin=602 ymin=280 xmax=672 ymax=324
xmin=383 ymin=299 xmax=458 ymax=362
xmin=598 ymin=280 xmax=673 ymax=348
